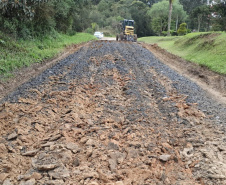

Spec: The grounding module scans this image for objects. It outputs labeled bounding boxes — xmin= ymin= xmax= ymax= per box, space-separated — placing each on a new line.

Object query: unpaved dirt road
xmin=101 ymin=37 xmax=116 ymax=41
xmin=1 ymin=41 xmax=226 ymax=185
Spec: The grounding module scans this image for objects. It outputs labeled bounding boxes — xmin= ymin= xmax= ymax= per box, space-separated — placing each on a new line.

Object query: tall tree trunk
xmin=176 ymin=15 xmax=178 ymax=31
xmin=167 ymin=0 xmax=173 ymax=36
xmin=197 ymin=15 xmax=202 ymax=32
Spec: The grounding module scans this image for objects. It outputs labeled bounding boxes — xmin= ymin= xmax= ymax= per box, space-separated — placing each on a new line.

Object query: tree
xmin=172 ymin=1 xmax=188 ymax=31
xmin=167 ymin=0 xmax=174 ymax=36
xmin=211 ymin=2 xmax=226 ymax=31
xmin=129 ymin=1 xmax=153 ymax=36
xmin=0 ymin=0 xmax=52 ymax=17
xmin=191 ymin=5 xmax=211 ymax=32
xmin=89 ymin=9 xmax=103 ymax=27
xmin=148 ymin=1 xmax=169 ymax=35
xmin=148 ymin=0 xmax=187 ymax=36
xmin=54 ymin=0 xmax=75 ymax=33
xmin=179 ymin=0 xmax=207 ymax=14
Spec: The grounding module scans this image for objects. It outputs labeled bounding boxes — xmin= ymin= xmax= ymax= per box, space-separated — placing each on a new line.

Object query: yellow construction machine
xmin=116 ymin=19 xmax=137 ymax=42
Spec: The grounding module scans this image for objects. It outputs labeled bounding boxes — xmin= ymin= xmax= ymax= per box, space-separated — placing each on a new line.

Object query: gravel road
xmin=0 ymin=41 xmax=226 ymax=185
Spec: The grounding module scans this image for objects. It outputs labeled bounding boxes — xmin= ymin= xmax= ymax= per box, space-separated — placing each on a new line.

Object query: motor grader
xmin=116 ymin=19 xmax=137 ymax=42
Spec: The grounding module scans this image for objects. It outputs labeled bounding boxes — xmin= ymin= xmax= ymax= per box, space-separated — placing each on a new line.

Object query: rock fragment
xmin=41 ymin=142 xmax=55 ymax=148
xmin=109 ymin=158 xmax=117 ymax=172
xmin=31 ymin=172 xmax=42 ymax=180
xmin=73 ymin=158 xmax=80 ymax=167
xmin=88 ymin=182 xmax=99 ymax=185
xmin=86 ymin=147 xmax=93 ymax=157
xmin=66 ymin=142 xmax=80 ymax=153
xmin=59 ymin=150 xmax=73 ymax=165
xmin=159 ymin=154 xmax=171 ymax=162
xmin=8 ymin=132 xmax=18 ymax=140
xmin=45 ymin=180 xmax=64 ymax=185
xmin=3 ymin=179 xmax=13 ymax=185
xmin=48 ymin=165 xmax=70 ymax=179
xmin=110 ymin=151 xmax=126 ymax=164
xmin=32 ymin=156 xmax=59 ymax=171
xmin=115 ymin=181 xmax=124 ymax=185
xmin=83 ymin=172 xmax=99 ymax=179
xmin=86 ymin=139 xmax=96 ymax=146
xmin=19 ymin=178 xmax=36 ymax=185
xmin=181 ymin=147 xmax=193 ymax=158
xmin=127 ymin=149 xmax=138 ymax=159
xmin=0 ymin=173 xmax=9 ymax=182
xmin=49 ymin=134 xmax=62 ymax=141
xmin=0 ymin=143 xmax=7 ymax=153
xmin=108 ymin=142 xmax=119 ymax=150
xmin=22 ymin=149 xmax=39 ymax=156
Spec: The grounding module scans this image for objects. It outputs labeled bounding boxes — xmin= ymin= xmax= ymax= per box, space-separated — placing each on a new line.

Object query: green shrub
xmin=85 ymin=28 xmax=94 ymax=34
xmin=2 ymin=18 xmax=18 ymax=38
xmin=0 ymin=39 xmax=5 ymax=45
xmin=187 ymin=29 xmax=191 ymax=33
xmin=19 ymin=26 xmax=32 ymax=40
xmin=177 ymin=23 xmax=187 ymax=36
xmin=103 ymin=31 xmax=111 ymax=37
xmin=171 ymin=31 xmax=178 ymax=36
xmin=161 ymin=31 xmax=167 ymax=36
xmin=161 ymin=30 xmax=177 ymax=36
xmin=67 ymin=29 xmax=76 ymax=36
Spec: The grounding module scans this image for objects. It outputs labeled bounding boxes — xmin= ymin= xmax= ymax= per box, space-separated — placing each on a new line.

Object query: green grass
xmin=0 ymin=32 xmax=96 ymax=78
xmin=139 ymin=32 xmax=226 ymax=74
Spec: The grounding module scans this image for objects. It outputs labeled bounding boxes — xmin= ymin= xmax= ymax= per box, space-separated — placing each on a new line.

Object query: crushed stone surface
xmin=0 ymin=41 xmax=226 ymax=185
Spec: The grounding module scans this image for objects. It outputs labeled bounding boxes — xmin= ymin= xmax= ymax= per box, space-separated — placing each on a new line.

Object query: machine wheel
xmin=133 ymin=34 xmax=137 ymax=42
xmin=116 ymin=34 xmax=119 ymax=41
xmin=120 ymin=33 xmax=124 ymax=41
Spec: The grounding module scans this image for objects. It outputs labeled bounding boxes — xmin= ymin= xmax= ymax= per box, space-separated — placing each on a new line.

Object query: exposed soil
xmin=0 ymin=41 xmax=226 ymax=185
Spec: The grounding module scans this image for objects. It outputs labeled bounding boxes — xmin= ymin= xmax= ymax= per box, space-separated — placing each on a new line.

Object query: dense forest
xmin=0 ymin=0 xmax=226 ymax=39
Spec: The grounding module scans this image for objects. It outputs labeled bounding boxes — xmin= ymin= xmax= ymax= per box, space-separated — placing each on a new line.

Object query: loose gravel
xmin=4 ymin=41 xmax=226 ymax=125
xmin=0 ymin=41 xmax=226 ymax=185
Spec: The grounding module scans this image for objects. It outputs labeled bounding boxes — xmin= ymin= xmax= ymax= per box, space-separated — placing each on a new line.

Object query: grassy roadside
xmin=139 ymin=32 xmax=226 ymax=74
xmin=0 ymin=32 xmax=96 ymax=78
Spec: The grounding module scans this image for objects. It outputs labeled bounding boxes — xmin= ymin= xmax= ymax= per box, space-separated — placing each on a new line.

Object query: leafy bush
xmin=161 ymin=31 xmax=168 ymax=36
xmin=177 ymin=23 xmax=187 ymax=36
xmin=103 ymin=32 xmax=111 ymax=37
xmin=19 ymin=26 xmax=32 ymax=40
xmin=85 ymin=28 xmax=94 ymax=34
xmin=171 ymin=31 xmax=178 ymax=36
xmin=187 ymin=29 xmax=191 ymax=33
xmin=67 ymin=29 xmax=76 ymax=36
xmin=2 ymin=18 xmax=18 ymax=38
xmin=0 ymin=39 xmax=5 ymax=45
xmin=161 ymin=30 xmax=177 ymax=36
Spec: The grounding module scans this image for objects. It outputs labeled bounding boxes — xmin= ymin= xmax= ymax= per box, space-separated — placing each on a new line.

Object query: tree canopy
xmin=0 ymin=0 xmax=225 ymax=39
xmin=148 ymin=0 xmax=187 ymax=35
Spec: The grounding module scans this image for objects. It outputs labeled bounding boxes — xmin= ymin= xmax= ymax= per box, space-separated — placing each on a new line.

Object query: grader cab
xmin=116 ymin=19 xmax=137 ymax=42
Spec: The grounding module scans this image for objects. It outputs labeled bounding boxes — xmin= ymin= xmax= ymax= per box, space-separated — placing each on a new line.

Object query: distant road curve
xmin=100 ymin=37 xmax=116 ymax=41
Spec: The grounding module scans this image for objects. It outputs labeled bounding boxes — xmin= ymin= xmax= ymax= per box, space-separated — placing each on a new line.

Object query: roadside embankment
xmin=139 ymin=33 xmax=226 ymax=99
xmin=0 ymin=32 xmax=96 ymax=100
xmin=139 ymin=32 xmax=226 ymax=74
xmin=0 ymin=32 xmax=96 ymax=79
